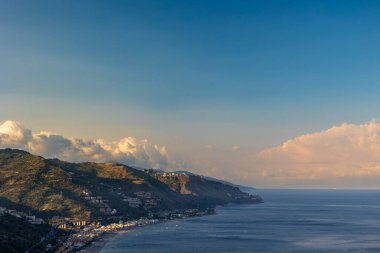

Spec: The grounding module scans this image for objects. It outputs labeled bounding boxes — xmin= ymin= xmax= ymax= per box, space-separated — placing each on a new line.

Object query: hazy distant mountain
xmin=172 ymin=170 xmax=256 ymax=193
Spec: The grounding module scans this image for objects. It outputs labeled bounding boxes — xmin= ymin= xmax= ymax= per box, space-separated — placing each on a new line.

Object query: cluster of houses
xmin=159 ymin=172 xmax=178 ymax=178
xmin=82 ymin=189 xmax=117 ymax=215
xmin=81 ymin=184 xmax=161 ymax=214
xmin=147 ymin=170 xmax=182 ymax=182
xmin=55 ymin=218 xmax=160 ymax=252
xmin=134 ymin=191 xmax=159 ymax=210
xmin=50 ymin=216 xmax=97 ymax=230
xmin=1 ymin=198 xmax=216 ymax=253
xmin=122 ymin=196 xmax=142 ymax=208
xmin=117 ymin=190 xmax=159 ymax=210
xmin=0 ymin=206 xmax=44 ymax=224
xmin=144 ymin=170 xmax=187 ymax=192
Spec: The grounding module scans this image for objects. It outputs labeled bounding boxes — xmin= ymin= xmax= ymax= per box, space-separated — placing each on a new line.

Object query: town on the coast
xmin=1 ymin=201 xmax=216 ymax=252
xmin=0 ymin=149 xmax=262 ymax=253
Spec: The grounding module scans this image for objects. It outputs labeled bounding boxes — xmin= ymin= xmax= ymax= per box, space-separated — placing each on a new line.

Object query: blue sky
xmin=2 ymin=1 xmax=380 ymax=186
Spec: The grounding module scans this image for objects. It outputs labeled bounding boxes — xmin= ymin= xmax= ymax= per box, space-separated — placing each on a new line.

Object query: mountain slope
xmin=145 ymin=169 xmax=262 ymax=205
xmin=0 ymin=149 xmax=261 ymax=220
xmin=0 ymin=213 xmax=51 ymax=253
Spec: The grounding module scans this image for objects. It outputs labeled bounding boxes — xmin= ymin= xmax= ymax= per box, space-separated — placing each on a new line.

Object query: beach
xmin=80 ymin=209 xmax=217 ymax=253
xmin=81 ymin=231 xmax=122 ymax=253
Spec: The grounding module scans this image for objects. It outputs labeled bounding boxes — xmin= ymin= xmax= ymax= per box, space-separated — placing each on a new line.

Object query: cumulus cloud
xmin=257 ymin=120 xmax=380 ymax=184
xmin=0 ymin=120 xmax=32 ymax=147
xmin=5 ymin=119 xmax=380 ymax=187
xmin=0 ymin=120 xmax=187 ymax=170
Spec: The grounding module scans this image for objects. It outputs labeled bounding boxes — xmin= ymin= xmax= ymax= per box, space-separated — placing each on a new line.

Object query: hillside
xmin=173 ymin=170 xmax=257 ymax=193
xmin=0 ymin=213 xmax=51 ymax=253
xmin=0 ymin=149 xmax=261 ymax=221
xmin=145 ymin=169 xmax=262 ymax=205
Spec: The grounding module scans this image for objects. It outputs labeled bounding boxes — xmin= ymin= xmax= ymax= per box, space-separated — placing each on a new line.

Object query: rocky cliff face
xmin=0 ymin=149 xmax=261 ymax=220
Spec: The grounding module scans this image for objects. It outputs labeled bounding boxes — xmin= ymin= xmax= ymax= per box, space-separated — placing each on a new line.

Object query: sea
xmin=100 ymin=189 xmax=380 ymax=253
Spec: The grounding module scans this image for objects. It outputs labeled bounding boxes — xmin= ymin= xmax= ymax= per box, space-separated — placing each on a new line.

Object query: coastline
xmin=80 ymin=209 xmax=217 ymax=253
xmin=81 ymin=231 xmax=122 ymax=253
xmin=80 ymin=202 xmax=262 ymax=253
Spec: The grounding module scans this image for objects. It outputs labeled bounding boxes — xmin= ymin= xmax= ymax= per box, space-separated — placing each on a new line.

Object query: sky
xmin=2 ymin=1 xmax=380 ymax=188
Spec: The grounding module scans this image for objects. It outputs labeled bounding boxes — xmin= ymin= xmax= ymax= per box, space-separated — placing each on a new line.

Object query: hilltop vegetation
xmin=0 ymin=213 xmax=51 ymax=253
xmin=0 ymin=149 xmax=260 ymax=221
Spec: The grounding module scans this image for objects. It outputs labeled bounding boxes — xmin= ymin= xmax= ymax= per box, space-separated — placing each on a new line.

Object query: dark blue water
xmin=100 ymin=189 xmax=380 ymax=253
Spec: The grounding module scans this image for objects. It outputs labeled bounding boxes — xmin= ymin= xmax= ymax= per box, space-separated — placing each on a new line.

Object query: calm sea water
xmin=100 ymin=189 xmax=380 ymax=253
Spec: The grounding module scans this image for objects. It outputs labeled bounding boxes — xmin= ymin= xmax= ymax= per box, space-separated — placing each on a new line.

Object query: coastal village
xmin=53 ymin=207 xmax=214 ymax=253
xmin=51 ymin=188 xmax=215 ymax=252
xmin=0 ymin=206 xmax=45 ymax=225
xmin=0 ymin=188 xmax=216 ymax=253
xmin=0 ymin=150 xmax=262 ymax=253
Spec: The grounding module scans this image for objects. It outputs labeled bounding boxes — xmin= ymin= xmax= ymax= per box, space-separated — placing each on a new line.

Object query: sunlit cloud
xmin=0 ymin=120 xmax=189 ymax=170
xmin=4 ymin=119 xmax=380 ymax=187
xmin=257 ymin=120 xmax=380 ymax=184
xmin=188 ymin=120 xmax=380 ymax=187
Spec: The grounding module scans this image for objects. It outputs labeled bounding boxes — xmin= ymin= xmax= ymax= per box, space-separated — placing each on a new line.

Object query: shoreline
xmin=81 ymin=211 xmax=217 ymax=253
xmin=81 ymin=231 xmax=121 ymax=253
xmin=75 ymin=203 xmax=261 ymax=253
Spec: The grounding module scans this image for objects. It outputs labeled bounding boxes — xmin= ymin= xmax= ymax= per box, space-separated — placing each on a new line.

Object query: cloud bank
xmin=4 ymin=119 xmax=380 ymax=187
xmin=0 ymin=120 xmax=186 ymax=170
xmin=257 ymin=120 xmax=380 ymax=186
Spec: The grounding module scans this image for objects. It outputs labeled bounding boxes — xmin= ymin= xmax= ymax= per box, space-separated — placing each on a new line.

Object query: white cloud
xmin=0 ymin=120 xmax=188 ymax=170
xmin=257 ymin=120 xmax=380 ymax=184
xmin=0 ymin=121 xmax=32 ymax=147
xmin=6 ymin=119 xmax=380 ymax=187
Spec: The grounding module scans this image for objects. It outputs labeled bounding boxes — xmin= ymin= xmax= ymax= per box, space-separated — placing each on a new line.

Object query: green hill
xmin=0 ymin=149 xmax=261 ymax=221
